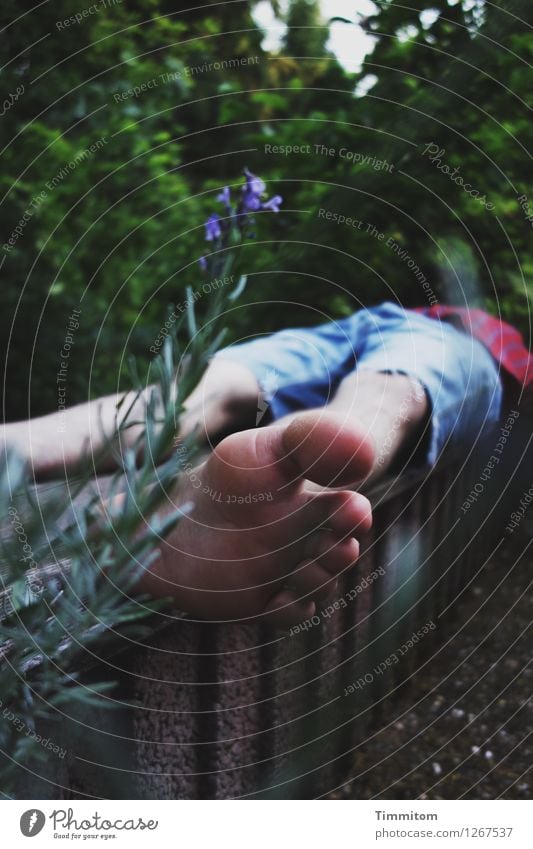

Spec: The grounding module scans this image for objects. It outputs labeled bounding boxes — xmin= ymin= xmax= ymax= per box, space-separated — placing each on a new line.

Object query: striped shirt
xmin=414 ymin=305 xmax=532 ymax=388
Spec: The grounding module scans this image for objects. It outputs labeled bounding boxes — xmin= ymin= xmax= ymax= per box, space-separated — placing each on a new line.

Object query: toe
xmin=306 ymin=531 xmax=360 ymax=575
xmin=261 ymin=589 xmax=316 ymax=628
xmin=286 ymin=559 xmax=339 ymax=602
xmin=313 ymin=489 xmax=372 ymax=536
xmin=330 ymin=490 xmax=372 ymax=535
xmin=292 ymin=490 xmax=372 ymax=546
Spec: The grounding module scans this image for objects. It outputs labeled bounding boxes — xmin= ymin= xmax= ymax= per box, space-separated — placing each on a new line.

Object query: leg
xmin=137 ymin=307 xmax=501 ymax=627
xmin=283 ymin=303 xmax=502 ymax=490
xmin=132 ymin=315 xmax=427 ymax=623
xmin=134 ymin=409 xmax=374 ymax=626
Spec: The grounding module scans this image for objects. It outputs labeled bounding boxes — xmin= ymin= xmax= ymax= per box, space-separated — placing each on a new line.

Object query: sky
xmin=253 ymin=0 xmax=379 ymax=74
xmin=252 ymin=1 xmax=484 ymax=75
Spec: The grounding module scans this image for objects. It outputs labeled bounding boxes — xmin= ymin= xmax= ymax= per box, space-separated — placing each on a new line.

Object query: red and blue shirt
xmin=414 ymin=305 xmax=533 ymax=389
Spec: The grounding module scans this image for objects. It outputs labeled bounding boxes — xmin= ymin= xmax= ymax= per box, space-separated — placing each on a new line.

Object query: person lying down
xmin=4 ymin=301 xmax=531 ymax=626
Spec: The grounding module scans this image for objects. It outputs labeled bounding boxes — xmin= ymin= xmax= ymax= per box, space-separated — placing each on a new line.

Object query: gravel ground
xmin=333 ymin=525 xmax=533 ymax=800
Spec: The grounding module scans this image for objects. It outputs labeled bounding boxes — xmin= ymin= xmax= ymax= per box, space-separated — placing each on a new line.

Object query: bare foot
xmin=136 ymin=410 xmax=374 ymax=625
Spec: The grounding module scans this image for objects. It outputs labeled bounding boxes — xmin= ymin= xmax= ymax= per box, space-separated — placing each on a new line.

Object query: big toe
xmin=205 ymin=409 xmax=374 ymax=516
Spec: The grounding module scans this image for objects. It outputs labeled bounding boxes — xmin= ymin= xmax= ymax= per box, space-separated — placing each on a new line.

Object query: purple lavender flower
xmin=240 ymin=190 xmax=262 ymax=212
xmin=240 ymin=167 xmax=266 ymax=213
xmin=205 ymin=213 xmax=222 ymax=241
xmin=201 ymin=168 xmax=283 ymax=277
xmin=217 ymin=186 xmax=232 ymax=209
xmin=261 ymin=194 xmax=283 ymax=213
xmin=243 ymin=167 xmax=266 ymax=196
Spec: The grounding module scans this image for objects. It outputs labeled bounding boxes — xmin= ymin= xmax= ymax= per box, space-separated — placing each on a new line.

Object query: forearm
xmin=2 ymin=358 xmax=260 ymax=481
xmin=2 ymin=390 xmax=147 ymax=480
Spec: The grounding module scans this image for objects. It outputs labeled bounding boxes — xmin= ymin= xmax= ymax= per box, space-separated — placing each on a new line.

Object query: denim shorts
xmin=215 ymin=302 xmax=503 ymax=467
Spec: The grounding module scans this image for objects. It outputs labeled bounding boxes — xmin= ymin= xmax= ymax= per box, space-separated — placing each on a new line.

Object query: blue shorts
xmin=215 ymin=302 xmax=503 ymax=467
